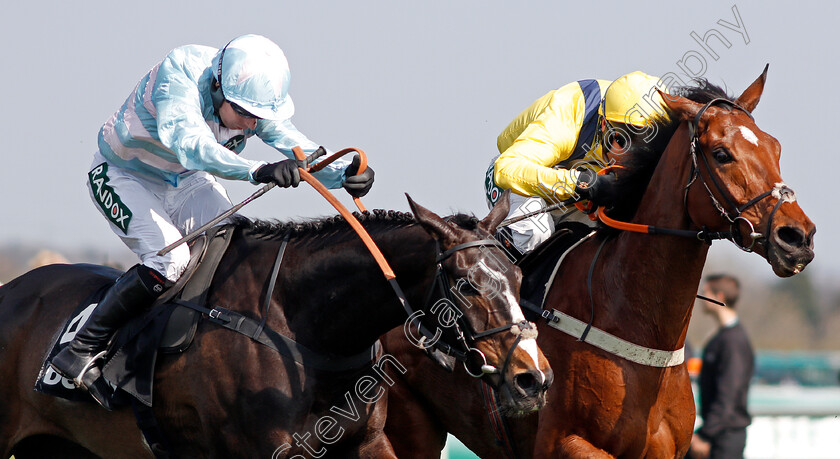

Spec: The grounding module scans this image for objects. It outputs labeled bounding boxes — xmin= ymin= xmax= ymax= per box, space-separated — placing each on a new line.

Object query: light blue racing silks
xmin=98 ymin=44 xmax=349 ymax=188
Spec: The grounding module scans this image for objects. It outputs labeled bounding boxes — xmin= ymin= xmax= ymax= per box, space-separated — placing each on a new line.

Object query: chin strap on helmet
xmin=210 ymin=39 xmax=234 ymax=117
xmin=210 ymin=76 xmax=225 ymax=116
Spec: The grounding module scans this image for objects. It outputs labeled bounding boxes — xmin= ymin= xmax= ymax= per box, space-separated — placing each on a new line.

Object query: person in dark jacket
xmin=690 ymin=274 xmax=755 ymax=459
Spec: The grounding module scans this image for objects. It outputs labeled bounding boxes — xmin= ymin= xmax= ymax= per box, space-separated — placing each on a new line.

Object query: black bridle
xmin=683 ymin=98 xmax=796 ymax=251
xmin=596 ymin=97 xmax=796 ymax=251
xmin=407 ymin=238 xmax=537 ymax=382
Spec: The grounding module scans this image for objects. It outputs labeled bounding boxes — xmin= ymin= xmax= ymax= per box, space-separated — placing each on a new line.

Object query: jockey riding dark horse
xmin=51 ymin=34 xmax=374 ymax=395
xmin=1 ymin=193 xmax=554 ymax=457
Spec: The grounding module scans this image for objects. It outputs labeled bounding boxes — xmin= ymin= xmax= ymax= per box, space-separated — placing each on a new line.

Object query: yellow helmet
xmin=601 ymin=71 xmax=669 ymax=127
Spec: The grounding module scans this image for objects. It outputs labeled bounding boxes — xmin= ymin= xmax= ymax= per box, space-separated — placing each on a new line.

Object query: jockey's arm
xmin=255 ymin=118 xmax=351 ymax=189
xmin=154 ymin=53 xmax=261 ymax=182
xmin=493 ymin=96 xmax=583 ymax=203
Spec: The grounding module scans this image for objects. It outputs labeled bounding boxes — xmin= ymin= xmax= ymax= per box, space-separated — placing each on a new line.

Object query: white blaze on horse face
xmin=739 ymin=126 xmax=759 ymax=146
xmin=482 ymin=263 xmax=546 ymax=384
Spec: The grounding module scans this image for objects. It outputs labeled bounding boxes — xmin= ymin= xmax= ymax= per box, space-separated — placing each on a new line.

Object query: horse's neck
xmin=605 ymin=126 xmax=709 ymax=349
xmin=280 ymin=225 xmax=436 ymax=356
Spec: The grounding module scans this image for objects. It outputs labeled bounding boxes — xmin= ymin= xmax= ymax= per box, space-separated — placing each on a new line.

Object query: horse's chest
xmin=558 ymin=364 xmax=691 ymax=454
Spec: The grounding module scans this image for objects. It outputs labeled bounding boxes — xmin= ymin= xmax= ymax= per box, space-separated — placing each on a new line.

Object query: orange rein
xmin=575 ymin=164 xmax=650 ymax=233
xmin=596 ymin=206 xmax=651 ymax=234
xmin=292 ymin=146 xmax=395 ymax=280
xmin=307 ymin=148 xmax=369 ymax=213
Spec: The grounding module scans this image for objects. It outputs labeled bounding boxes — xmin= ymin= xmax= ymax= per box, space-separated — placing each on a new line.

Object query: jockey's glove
xmin=253 ymin=159 xmax=301 ymax=188
xmin=574 ymin=168 xmax=620 ymax=208
xmin=342 ymin=155 xmax=375 ymax=198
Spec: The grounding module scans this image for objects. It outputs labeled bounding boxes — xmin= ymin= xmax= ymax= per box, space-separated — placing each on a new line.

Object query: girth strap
xmin=521 ymin=299 xmax=560 ymax=323
xmin=547 ymin=308 xmax=684 ymax=367
xmin=252 ymin=235 xmax=289 ymax=340
xmin=173 ymin=299 xmax=380 ymax=372
xmin=524 ymin=300 xmax=684 ymax=368
xmin=131 ymin=399 xmax=171 ymax=459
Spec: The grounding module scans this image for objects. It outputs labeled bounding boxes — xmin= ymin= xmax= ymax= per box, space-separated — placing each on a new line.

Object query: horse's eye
xmin=713 ymin=149 xmax=733 ymax=164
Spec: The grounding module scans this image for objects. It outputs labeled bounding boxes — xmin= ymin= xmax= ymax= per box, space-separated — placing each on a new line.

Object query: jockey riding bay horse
xmin=0 ymin=194 xmax=552 ymax=458
xmin=383 ymin=67 xmax=815 ymax=458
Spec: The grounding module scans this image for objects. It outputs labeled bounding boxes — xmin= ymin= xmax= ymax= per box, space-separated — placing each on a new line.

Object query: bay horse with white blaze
xmin=382 ymin=67 xmax=815 ymax=457
xmin=0 ymin=194 xmax=551 ymax=458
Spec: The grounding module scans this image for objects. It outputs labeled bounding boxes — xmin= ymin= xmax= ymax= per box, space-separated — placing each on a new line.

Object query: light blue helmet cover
xmin=211 ymin=34 xmax=294 ymax=120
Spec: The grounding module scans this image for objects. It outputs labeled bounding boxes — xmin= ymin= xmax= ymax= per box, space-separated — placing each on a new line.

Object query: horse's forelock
xmin=444 ymin=213 xmax=480 ymax=231
xmin=677 ymin=79 xmax=734 ymax=105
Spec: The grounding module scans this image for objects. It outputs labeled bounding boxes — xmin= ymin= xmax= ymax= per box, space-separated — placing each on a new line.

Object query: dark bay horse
xmin=382 ymin=67 xmax=815 ymax=458
xmin=0 ymin=194 xmax=552 ymax=458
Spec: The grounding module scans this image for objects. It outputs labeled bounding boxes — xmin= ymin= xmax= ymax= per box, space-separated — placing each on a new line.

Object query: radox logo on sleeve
xmin=89 ymin=163 xmax=132 ymax=234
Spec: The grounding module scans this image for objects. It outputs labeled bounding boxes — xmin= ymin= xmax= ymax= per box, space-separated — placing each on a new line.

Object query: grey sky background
xmin=0 ymin=1 xmax=834 ymax=283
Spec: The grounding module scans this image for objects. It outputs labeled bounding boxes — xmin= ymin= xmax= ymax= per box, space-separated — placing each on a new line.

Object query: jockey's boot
xmin=50 ymin=264 xmax=166 ymax=390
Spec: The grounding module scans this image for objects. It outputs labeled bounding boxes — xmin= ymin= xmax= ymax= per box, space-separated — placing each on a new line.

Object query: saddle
xmin=34 ymin=225 xmax=236 ymax=409
xmin=36 ymin=223 xmax=381 ymax=458
xmin=516 ymin=221 xmax=595 ymax=319
xmin=157 ymin=225 xmax=235 ymax=352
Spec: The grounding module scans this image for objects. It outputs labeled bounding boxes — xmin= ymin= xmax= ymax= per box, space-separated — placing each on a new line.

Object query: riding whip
xmin=157 ymin=147 xmax=326 ymax=257
xmin=498 ymin=197 xmax=578 ymax=228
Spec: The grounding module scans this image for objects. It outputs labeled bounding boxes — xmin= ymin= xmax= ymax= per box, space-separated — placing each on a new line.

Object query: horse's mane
xmin=606 ymin=79 xmax=734 ymax=220
xmin=230 ymin=209 xmax=480 ymax=243
xmin=676 ymin=79 xmax=733 ymax=105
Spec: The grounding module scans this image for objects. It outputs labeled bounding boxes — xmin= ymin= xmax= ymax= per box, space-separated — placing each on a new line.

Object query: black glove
xmin=342 ymin=155 xmax=375 ymax=197
xmin=253 ymin=159 xmax=301 ymax=188
xmin=574 ymin=168 xmax=619 ymax=208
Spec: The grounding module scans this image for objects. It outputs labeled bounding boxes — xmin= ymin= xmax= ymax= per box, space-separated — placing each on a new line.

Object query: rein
xmin=160 ymin=146 xmax=530 ymax=381
xmin=289 ymin=148 xmax=528 ymax=380
xmin=159 ymin=146 xmax=394 ymax=372
xmin=523 ymin=99 xmax=794 ymax=369
xmin=594 ymin=98 xmax=796 ymax=252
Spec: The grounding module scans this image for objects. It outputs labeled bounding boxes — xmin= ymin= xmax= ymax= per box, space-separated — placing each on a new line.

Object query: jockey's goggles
xmin=229 ymin=100 xmax=260 ymax=119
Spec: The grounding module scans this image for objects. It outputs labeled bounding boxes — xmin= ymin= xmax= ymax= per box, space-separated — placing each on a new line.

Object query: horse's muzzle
xmin=499 ymin=367 xmax=553 ymax=416
xmin=768 ymin=225 xmax=815 ymax=277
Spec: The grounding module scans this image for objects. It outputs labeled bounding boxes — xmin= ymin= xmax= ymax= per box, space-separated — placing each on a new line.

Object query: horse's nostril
xmin=543 ymin=369 xmax=554 ymax=390
xmin=514 ymin=372 xmax=538 ymax=394
xmin=775 ymin=226 xmax=805 ymax=248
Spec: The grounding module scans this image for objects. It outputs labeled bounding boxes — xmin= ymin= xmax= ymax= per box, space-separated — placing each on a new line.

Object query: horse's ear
xmin=735 ymin=64 xmax=769 ymax=113
xmin=478 ymin=190 xmax=511 ymax=235
xmin=657 ymin=88 xmax=702 ymax=122
xmin=406 ymin=194 xmax=458 ymax=247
